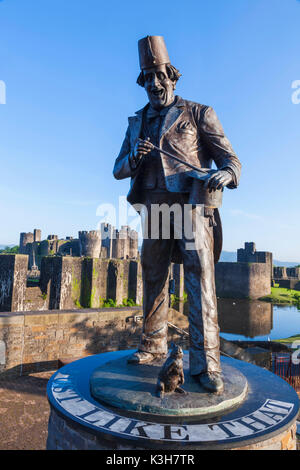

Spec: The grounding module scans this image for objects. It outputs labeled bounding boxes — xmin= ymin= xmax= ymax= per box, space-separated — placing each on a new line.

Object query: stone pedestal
xmin=47 ymin=351 xmax=299 ymax=450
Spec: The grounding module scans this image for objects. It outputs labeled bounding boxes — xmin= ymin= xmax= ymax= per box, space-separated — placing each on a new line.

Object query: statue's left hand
xmin=203 ymin=170 xmax=233 ymax=191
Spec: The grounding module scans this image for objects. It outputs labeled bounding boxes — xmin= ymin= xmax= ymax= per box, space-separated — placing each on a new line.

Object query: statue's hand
xmin=203 ymin=170 xmax=233 ymax=191
xmin=130 ymin=138 xmax=153 ymax=168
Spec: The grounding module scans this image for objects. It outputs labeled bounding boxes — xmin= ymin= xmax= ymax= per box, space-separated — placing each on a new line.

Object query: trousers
xmin=139 ymin=192 xmax=221 ymax=375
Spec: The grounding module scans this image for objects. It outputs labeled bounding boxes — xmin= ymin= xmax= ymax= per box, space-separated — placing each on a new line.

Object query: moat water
xmin=172 ymin=299 xmax=300 ymax=342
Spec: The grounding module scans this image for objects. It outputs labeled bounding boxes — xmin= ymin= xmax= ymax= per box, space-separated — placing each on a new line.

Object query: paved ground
xmin=0 ymin=370 xmax=299 ymax=450
xmin=0 ymin=370 xmax=54 ymax=450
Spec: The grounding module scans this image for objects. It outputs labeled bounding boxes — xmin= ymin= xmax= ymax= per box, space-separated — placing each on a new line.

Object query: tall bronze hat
xmin=138 ymin=36 xmax=170 ymax=70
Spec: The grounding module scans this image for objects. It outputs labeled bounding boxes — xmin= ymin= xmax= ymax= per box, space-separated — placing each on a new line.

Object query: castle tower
xmin=129 ymin=228 xmax=138 ymax=259
xmin=34 ymin=229 xmax=42 ymax=242
xmin=112 ymin=226 xmax=128 ymax=259
xmin=79 ymin=231 xmax=101 ymax=258
xmin=100 ymin=223 xmax=114 ymax=258
xmin=19 ymin=232 xmax=34 ymax=254
xmin=111 ymin=226 xmax=139 ymax=259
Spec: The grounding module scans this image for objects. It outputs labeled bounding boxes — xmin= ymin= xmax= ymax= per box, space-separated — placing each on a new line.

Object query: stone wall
xmin=1 ymin=253 xmax=274 ymax=312
xmin=276 ymin=279 xmax=300 ymax=291
xmin=0 ymin=256 xmax=144 ymax=313
xmin=47 ymin=407 xmax=297 ymax=450
xmin=0 ymin=255 xmax=28 ymax=312
xmin=287 ymin=267 xmax=300 ymax=279
xmin=274 ymin=267 xmax=288 ymax=279
xmin=24 ymin=286 xmax=49 ymax=311
xmin=237 ymin=242 xmax=273 ymax=282
xmin=215 ymin=262 xmax=271 ymax=299
xmin=0 ymin=307 xmax=187 ymax=376
xmin=273 ymin=266 xmax=300 ymax=286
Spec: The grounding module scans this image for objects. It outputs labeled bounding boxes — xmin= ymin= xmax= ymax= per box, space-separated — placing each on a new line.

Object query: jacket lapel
xmin=128 ymin=106 xmax=146 ymax=145
xmin=159 ymin=96 xmax=185 ymax=141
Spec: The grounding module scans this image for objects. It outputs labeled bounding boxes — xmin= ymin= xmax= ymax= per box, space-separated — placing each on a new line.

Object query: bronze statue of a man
xmin=113 ymin=36 xmax=241 ymax=393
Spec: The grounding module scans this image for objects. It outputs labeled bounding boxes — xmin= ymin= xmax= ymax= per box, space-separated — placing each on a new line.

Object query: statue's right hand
xmin=130 ymin=138 xmax=153 ymax=167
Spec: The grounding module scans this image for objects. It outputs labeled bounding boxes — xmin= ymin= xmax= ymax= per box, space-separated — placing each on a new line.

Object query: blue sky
xmin=0 ymin=0 xmax=299 ymax=261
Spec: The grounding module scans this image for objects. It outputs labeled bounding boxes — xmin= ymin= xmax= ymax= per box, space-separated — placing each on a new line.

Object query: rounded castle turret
xmin=79 ymin=231 xmax=101 ymax=258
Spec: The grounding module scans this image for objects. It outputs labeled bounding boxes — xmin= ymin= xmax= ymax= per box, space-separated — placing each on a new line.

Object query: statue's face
xmin=143 ymin=64 xmax=175 ymax=110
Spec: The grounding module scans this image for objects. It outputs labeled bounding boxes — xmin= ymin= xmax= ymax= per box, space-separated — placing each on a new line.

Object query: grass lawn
xmin=273 ymin=334 xmax=300 ymax=345
xmin=260 ymin=287 xmax=300 ymax=306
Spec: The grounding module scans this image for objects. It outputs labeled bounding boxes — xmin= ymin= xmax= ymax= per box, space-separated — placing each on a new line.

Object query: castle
xmin=215 ymin=242 xmax=273 ymax=300
xmin=0 ymin=238 xmax=280 ymax=313
xmin=19 ymin=223 xmax=139 ymax=274
xmin=2 ymin=229 xmax=300 ymax=313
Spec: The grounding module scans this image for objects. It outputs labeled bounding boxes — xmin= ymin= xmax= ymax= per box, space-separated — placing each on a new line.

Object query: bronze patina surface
xmin=90 ymin=352 xmax=248 ymax=419
xmin=113 ymin=35 xmax=242 ymax=389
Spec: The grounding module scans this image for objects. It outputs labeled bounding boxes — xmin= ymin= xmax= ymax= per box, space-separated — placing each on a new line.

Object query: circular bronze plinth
xmin=90 ymin=353 xmax=248 ymax=420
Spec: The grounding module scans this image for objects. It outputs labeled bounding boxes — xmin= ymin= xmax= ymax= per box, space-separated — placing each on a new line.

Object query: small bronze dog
xmin=156 ymin=344 xmax=186 ymax=398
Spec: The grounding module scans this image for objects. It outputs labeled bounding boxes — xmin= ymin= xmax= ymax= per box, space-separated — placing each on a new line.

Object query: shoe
xmin=195 ymin=372 xmax=224 ymax=393
xmin=127 ymin=351 xmax=156 ymax=364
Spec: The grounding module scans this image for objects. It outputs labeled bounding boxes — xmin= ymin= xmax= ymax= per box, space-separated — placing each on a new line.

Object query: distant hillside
xmin=272 ymin=260 xmax=300 ymax=268
xmin=220 ymin=251 xmax=299 ymax=267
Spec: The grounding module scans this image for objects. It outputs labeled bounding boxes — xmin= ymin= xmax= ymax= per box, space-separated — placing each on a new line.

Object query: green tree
xmin=0 ymin=246 xmax=19 ymax=254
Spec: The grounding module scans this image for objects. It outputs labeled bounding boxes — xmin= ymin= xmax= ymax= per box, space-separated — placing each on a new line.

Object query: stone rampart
xmin=0 ymin=255 xmax=28 ymax=312
xmin=0 ymin=307 xmax=186 ymax=376
xmin=215 ymin=262 xmax=271 ymax=299
xmin=0 ymin=255 xmax=143 ymax=312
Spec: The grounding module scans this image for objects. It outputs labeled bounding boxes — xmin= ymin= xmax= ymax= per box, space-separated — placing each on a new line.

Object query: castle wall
xmin=107 ymin=259 xmax=130 ymax=305
xmin=0 ymin=255 xmax=28 ymax=312
xmin=276 ymin=279 xmax=300 ymax=291
xmin=128 ymin=260 xmax=143 ymax=305
xmin=0 ymin=249 xmax=274 ymax=313
xmin=273 ymin=267 xmax=288 ymax=279
xmin=286 ymin=267 xmax=300 ymax=279
xmin=215 ymin=262 xmax=271 ymax=299
xmin=33 ymin=256 xmax=143 ymax=312
xmin=273 ymin=267 xmax=300 ymax=287
xmin=40 ymin=256 xmax=83 ymax=310
xmin=129 ymin=230 xmax=139 ymax=259
xmin=0 ymin=307 xmax=187 ymax=376
xmin=237 ymin=242 xmax=273 ymax=282
xmin=24 ymin=286 xmax=49 ymax=311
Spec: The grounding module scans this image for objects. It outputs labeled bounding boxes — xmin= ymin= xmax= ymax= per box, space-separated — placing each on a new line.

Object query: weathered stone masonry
xmin=0 ymin=307 xmax=187 ymax=376
xmin=0 ymin=241 xmax=273 ymax=313
xmin=0 ymin=255 xmax=143 ymax=313
xmin=273 ymin=266 xmax=300 ymax=291
xmin=215 ymin=262 xmax=271 ymax=299
xmin=0 ymin=254 xmax=28 ymax=312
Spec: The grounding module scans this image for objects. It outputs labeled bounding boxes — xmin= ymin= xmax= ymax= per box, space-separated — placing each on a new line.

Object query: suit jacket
xmin=113 ymin=96 xmax=241 ymax=263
